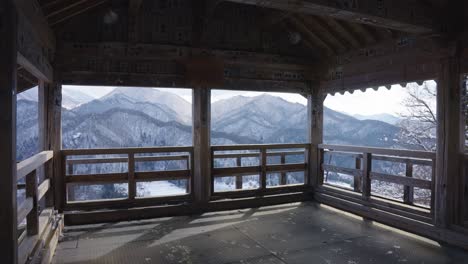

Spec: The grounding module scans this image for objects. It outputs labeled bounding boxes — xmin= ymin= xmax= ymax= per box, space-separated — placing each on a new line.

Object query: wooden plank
xmin=316 ymin=185 xmax=432 ymax=223
xmin=370 ymin=172 xmax=432 ymax=189
xmin=373 ymin=155 xmax=433 ymax=166
xmin=261 ymin=148 xmax=267 ymax=190
xmin=362 ymin=153 xmax=372 ymax=199
xmin=193 ymin=88 xmax=211 ymax=203
xmin=17 ymin=198 xmax=33 ymax=224
xmin=17 ymin=52 xmax=52 ymax=83
xmin=37 ymin=179 xmax=50 ymax=201
xmin=354 ymin=157 xmax=362 ymax=192
xmin=66 ymin=154 xmax=190 ymax=165
xmin=65 ymin=173 xmax=128 ymax=184
xmin=135 ymin=170 xmax=191 ymax=181
xmin=224 ymin=0 xmax=435 ymax=34
xmin=64 ymin=192 xmax=310 ymax=225
xmin=235 ymin=157 xmax=243 ymax=190
xmin=322 ymin=164 xmax=362 ymax=177
xmin=65 ymin=194 xmax=191 ymax=211
xmin=212 ymin=143 xmax=308 ymax=151
xmin=319 ymin=144 xmax=436 ymax=160
xmin=17 ymin=151 xmax=53 ymax=180
xmin=212 ymin=166 xmax=261 ymax=177
xmin=0 ymin=1 xmax=18 ymax=261
xmin=212 ymin=185 xmax=308 ymax=199
xmin=128 ymin=153 xmax=136 ymax=200
xmin=62 ymin=146 xmax=194 ymax=156
xmin=280 ymin=154 xmax=287 ymax=185
xmin=266 ymin=163 xmax=306 ymax=173
xmin=26 ymin=170 xmax=39 ymax=235
xmin=404 ymin=162 xmax=415 ymax=204
xmin=15 ymin=0 xmax=55 ymax=49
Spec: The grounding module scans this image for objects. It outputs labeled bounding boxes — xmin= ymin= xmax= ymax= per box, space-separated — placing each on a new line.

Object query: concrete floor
xmin=53 ymin=202 xmax=468 ymax=264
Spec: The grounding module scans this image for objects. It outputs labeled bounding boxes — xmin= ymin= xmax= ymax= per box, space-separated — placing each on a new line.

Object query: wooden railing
xmin=61 ymin=147 xmax=193 ymax=210
xmin=317 ymin=144 xmax=436 ymax=223
xmin=211 ymin=143 xmax=310 ymax=199
xmin=16 ymin=151 xmax=54 ymax=263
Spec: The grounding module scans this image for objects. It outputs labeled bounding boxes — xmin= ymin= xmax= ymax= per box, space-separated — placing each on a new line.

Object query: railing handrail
xmin=62 ymin=146 xmax=194 ymax=155
xmin=318 ymin=144 xmax=436 ymax=160
xmin=212 ymin=143 xmax=310 ymax=151
xmin=17 ymin=151 xmax=54 ymax=180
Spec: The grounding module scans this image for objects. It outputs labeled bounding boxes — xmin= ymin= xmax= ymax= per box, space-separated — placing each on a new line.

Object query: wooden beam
xmin=435 ymin=50 xmax=464 ymax=227
xmin=308 ymin=85 xmax=324 ymax=188
xmin=224 ymin=0 xmax=436 ymax=34
xmin=15 ymin=0 xmax=55 ymax=49
xmin=322 ymin=37 xmax=448 ymax=94
xmin=193 ymin=88 xmax=211 ymax=203
xmin=0 ymin=0 xmax=18 ymax=262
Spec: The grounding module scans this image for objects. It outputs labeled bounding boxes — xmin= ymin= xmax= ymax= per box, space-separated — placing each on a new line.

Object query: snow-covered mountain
xmin=354 ymin=113 xmax=401 ymax=125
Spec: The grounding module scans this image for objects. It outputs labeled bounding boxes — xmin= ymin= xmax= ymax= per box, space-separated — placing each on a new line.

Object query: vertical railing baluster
xmin=67 ymin=162 xmax=75 ymax=202
xmin=186 ymin=155 xmax=191 ymax=194
xmin=261 ymin=148 xmax=267 ymax=191
xmin=26 ymin=170 xmax=39 ymax=235
xmin=362 ymin=153 xmax=372 ymax=200
xmin=318 ymin=148 xmax=325 ymax=186
xmin=235 ymin=156 xmax=242 ymax=190
xmin=354 ymin=156 xmax=361 ymax=192
xmin=404 ymin=161 xmax=414 ymax=204
xmin=431 ymin=158 xmax=436 ymax=216
xmin=128 ymin=153 xmax=136 ymax=200
xmin=280 ymin=153 xmax=287 ymax=185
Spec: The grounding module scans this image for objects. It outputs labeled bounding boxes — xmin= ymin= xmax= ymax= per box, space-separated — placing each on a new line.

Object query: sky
xmin=63 ymin=80 xmax=437 ymax=116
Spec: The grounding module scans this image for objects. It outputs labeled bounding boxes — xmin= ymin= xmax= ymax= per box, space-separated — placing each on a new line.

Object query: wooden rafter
xmin=288 ymin=16 xmax=335 ymax=56
xmin=48 ymin=0 xmax=108 ymax=26
xmin=347 ymin=22 xmax=378 ymax=44
xmin=320 ymin=17 xmax=362 ymax=49
xmin=223 ymin=0 xmax=436 ymax=34
xmin=300 ymin=15 xmax=347 ymax=52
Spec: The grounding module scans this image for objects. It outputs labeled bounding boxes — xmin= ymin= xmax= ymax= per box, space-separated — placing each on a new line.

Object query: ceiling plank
xmin=44 ymin=0 xmax=90 ymax=18
xmin=223 ymin=0 xmax=436 ymax=34
xmin=347 ymin=22 xmax=378 ymax=44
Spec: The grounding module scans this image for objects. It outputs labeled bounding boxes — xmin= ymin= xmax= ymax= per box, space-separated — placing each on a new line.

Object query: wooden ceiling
xmin=35 ymin=0 xmax=431 ymax=57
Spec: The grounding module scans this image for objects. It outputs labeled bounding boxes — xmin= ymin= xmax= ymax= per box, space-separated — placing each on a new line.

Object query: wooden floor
xmin=52 ymin=202 xmax=468 ymax=264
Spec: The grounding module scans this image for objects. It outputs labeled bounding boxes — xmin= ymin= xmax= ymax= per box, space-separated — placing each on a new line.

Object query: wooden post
xmin=0 ymin=0 xmax=18 ymax=262
xmin=354 ymin=157 xmax=361 ymax=192
xmin=192 ymin=88 xmax=211 ymax=204
xmin=45 ymin=82 xmax=63 ymax=211
xmin=307 ymin=86 xmax=324 ymax=188
xmin=280 ymin=153 xmax=287 ymax=185
xmin=235 ymin=157 xmax=242 ymax=189
xmin=362 ymin=153 xmax=372 ymax=200
xmin=403 ymin=162 xmax=414 ymax=205
xmin=26 ymin=170 xmax=39 ymax=235
xmin=260 ymin=148 xmax=267 ymax=190
xmin=435 ymin=54 xmax=464 ymax=227
xmin=128 ymin=153 xmax=136 ymax=199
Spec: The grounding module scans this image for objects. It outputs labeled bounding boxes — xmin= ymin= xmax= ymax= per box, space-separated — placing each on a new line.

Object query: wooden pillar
xmin=0 ymin=0 xmax=18 ymax=262
xmin=435 ymin=53 xmax=464 ymax=227
xmin=192 ymin=88 xmax=211 ymax=204
xmin=43 ymin=82 xmax=62 ymax=211
xmin=307 ymin=86 xmax=324 ymax=188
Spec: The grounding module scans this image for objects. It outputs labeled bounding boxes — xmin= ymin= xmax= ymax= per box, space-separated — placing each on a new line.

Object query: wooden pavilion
xmin=2 ymin=0 xmax=468 ymax=263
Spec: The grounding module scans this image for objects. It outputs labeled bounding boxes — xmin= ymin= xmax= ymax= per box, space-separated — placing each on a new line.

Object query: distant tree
xmin=397 ymin=82 xmax=437 ymax=151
